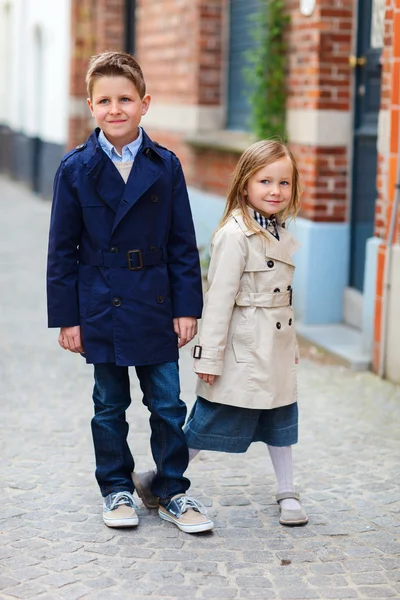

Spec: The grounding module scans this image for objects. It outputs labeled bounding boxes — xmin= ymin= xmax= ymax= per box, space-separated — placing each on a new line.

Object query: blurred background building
xmin=0 ymin=0 xmax=399 ymax=382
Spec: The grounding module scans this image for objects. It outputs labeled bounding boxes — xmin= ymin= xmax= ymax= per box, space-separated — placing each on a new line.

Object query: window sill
xmin=185 ymin=130 xmax=257 ymax=155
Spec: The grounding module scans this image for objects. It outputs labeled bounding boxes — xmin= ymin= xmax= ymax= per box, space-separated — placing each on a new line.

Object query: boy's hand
xmin=196 ymin=373 xmax=216 ymax=386
xmin=173 ymin=317 xmax=197 ymax=348
xmin=59 ymin=326 xmax=85 ymax=353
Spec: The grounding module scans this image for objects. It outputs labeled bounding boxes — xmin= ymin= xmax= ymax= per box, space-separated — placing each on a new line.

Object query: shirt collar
xmin=98 ymin=127 xmax=143 ymax=162
xmin=252 ymin=209 xmax=280 ymax=240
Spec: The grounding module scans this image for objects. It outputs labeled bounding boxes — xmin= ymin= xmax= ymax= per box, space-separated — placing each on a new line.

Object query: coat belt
xmin=79 ymin=246 xmax=167 ymax=270
xmin=235 ymin=290 xmax=292 ymax=308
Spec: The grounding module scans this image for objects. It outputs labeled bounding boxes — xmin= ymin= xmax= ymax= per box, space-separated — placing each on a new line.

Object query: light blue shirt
xmin=98 ymin=127 xmax=143 ymax=163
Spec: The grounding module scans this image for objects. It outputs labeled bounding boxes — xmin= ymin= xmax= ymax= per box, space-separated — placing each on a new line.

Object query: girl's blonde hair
xmin=217 ymin=139 xmax=302 ymax=235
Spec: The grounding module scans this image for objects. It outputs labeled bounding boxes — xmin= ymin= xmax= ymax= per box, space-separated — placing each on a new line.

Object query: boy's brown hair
xmin=86 ymin=51 xmax=146 ymax=99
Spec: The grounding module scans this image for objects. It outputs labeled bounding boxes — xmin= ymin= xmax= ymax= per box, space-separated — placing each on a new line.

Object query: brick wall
xmin=68 ymin=0 xmax=125 ymax=149
xmin=285 ymin=0 xmax=353 ymax=223
xmin=285 ymin=1 xmax=353 ymax=111
xmin=138 ymin=0 xmax=355 ymax=217
xmin=135 ymin=0 xmax=226 ymax=184
xmin=67 ymin=0 xmax=355 ymax=226
xmin=373 ymin=0 xmax=400 ymax=373
xmin=374 ymin=0 xmax=395 ymax=239
xmin=290 ymin=144 xmax=348 ymax=222
xmin=135 ymin=0 xmax=224 ymax=105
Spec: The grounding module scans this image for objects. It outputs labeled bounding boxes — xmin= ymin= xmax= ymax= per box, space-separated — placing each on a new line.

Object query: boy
xmin=47 ymin=51 xmax=213 ymax=534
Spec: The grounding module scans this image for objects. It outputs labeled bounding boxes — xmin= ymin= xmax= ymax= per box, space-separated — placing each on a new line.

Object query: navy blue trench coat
xmin=47 ymin=128 xmax=203 ymax=366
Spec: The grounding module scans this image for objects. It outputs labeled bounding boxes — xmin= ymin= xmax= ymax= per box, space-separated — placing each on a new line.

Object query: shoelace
xmin=176 ymin=495 xmax=207 ymax=515
xmin=108 ymin=491 xmax=136 ymax=511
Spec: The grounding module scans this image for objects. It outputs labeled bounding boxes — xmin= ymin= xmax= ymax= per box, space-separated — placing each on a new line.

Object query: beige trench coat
xmin=194 ymin=209 xmax=300 ymax=410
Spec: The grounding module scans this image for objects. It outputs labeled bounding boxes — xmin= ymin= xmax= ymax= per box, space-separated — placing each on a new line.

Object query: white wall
xmin=0 ymin=0 xmax=70 ymax=145
xmin=386 ymin=244 xmax=400 ymax=383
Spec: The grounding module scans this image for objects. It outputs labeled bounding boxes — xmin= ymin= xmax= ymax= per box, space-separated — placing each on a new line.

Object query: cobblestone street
xmin=0 ymin=175 xmax=399 ymax=600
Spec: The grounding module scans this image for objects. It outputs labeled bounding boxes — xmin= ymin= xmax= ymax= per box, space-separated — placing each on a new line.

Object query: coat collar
xmin=231 ymin=208 xmax=300 ymax=265
xmin=82 ymin=128 xmax=163 ymax=234
xmin=83 ymin=127 xmax=166 ymax=172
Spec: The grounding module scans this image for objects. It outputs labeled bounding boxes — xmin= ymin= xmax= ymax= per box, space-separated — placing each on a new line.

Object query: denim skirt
xmin=184 ymin=397 xmax=298 ymax=453
xmin=184 ymin=396 xmax=298 ymax=453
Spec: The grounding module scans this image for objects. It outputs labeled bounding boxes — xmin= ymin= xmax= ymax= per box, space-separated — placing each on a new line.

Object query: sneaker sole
xmin=279 ymin=517 xmax=309 ymax=526
xmin=158 ymin=509 xmax=214 ymax=533
xmin=103 ymin=515 xmax=139 ymax=528
xmin=132 ymin=472 xmax=159 ymax=509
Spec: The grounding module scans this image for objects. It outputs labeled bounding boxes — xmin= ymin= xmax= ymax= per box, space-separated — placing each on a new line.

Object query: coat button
xmin=112 ymin=297 xmax=122 ymax=307
xmin=157 ymin=295 xmax=164 ymax=304
xmin=267 ymin=260 xmax=274 ymax=268
xmin=276 ymin=322 xmax=281 ymax=330
xmin=287 ymin=285 xmax=292 ymax=291
xmin=110 ymin=247 xmax=118 ymax=253
xmin=289 ymin=318 xmax=292 ymax=326
xmin=274 ymin=288 xmax=280 ymax=293
xmin=151 ymin=195 xmax=159 ymax=203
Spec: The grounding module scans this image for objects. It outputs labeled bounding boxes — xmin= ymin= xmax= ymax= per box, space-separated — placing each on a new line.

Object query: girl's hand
xmin=173 ymin=317 xmax=197 ymax=348
xmin=196 ymin=373 xmax=216 ymax=386
xmin=59 ymin=326 xmax=84 ymax=353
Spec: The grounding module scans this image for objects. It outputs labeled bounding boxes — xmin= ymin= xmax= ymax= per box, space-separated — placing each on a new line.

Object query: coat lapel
xmin=111 ymin=147 xmax=162 ymax=234
xmin=84 ymin=131 xmax=125 ymax=213
xmin=261 ymin=227 xmax=300 ymax=266
xmin=232 ymin=209 xmax=300 ymax=266
xmin=84 ymin=129 xmax=164 ymax=231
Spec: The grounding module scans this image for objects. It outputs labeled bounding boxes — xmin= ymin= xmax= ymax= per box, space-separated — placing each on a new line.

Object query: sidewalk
xmin=0 ymin=175 xmax=399 ymax=600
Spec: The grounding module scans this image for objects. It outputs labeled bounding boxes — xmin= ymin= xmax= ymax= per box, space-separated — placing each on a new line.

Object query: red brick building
xmin=65 ymin=0 xmax=400 ymax=380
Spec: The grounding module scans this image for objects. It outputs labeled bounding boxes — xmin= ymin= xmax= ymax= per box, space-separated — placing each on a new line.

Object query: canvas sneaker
xmin=103 ymin=491 xmax=139 ymax=528
xmin=158 ymin=493 xmax=214 ymax=533
xmin=132 ymin=469 xmax=159 ymax=509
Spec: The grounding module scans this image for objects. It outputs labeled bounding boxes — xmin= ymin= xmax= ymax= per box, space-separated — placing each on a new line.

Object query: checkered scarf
xmin=253 ymin=209 xmax=280 ymax=240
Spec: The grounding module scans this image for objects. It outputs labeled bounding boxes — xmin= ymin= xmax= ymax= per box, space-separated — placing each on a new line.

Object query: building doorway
xmin=350 ymin=0 xmax=383 ymax=292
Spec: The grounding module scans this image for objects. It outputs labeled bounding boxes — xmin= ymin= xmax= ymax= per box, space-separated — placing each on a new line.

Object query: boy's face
xmin=244 ymin=157 xmax=293 ymax=218
xmin=87 ymin=76 xmax=151 ymax=151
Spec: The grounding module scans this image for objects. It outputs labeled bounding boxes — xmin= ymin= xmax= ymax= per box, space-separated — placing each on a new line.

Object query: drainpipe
xmin=124 ymin=0 xmax=136 ymax=54
xmin=379 ymin=149 xmax=400 ymax=378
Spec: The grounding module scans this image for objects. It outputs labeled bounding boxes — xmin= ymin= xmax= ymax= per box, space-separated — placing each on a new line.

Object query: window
xmin=226 ymin=0 xmax=262 ymax=131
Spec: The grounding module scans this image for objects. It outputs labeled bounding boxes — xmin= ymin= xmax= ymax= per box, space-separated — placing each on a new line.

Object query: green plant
xmin=244 ymin=0 xmax=290 ymax=140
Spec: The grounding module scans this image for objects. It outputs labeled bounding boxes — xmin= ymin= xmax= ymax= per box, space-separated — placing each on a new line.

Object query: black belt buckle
xmin=127 ymin=249 xmax=143 ymax=271
xmin=289 ymin=288 xmax=293 ymax=306
xmin=193 ymin=345 xmax=202 ymax=359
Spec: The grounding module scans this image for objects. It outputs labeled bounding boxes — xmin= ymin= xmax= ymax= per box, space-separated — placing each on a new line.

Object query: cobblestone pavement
xmin=1 ymin=175 xmax=399 ymax=600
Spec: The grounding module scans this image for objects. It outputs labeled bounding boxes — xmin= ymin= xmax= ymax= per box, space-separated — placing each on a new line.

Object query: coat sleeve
xmin=46 ymin=162 xmax=83 ymax=328
xmin=166 ymin=155 xmax=203 ymax=318
xmin=194 ymin=226 xmax=247 ymax=376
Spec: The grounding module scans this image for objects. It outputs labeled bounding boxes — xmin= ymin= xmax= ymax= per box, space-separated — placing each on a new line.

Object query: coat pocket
xmin=78 ymin=265 xmax=96 ymax=318
xmin=78 ymin=266 xmax=110 ymax=319
xmin=231 ymin=310 xmax=253 ymax=363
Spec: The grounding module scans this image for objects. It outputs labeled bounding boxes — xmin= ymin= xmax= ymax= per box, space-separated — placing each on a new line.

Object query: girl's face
xmin=244 ymin=157 xmax=293 ymax=218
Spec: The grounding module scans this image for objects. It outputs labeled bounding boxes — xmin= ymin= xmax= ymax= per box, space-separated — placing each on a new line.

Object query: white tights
xmin=188 ymin=445 xmax=301 ymax=510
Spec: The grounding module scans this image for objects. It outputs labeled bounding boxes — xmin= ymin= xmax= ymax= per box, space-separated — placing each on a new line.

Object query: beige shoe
xmin=158 ymin=493 xmax=214 ymax=533
xmin=132 ymin=469 xmax=159 ymax=509
xmin=276 ymin=492 xmax=308 ymax=526
xmin=103 ymin=491 xmax=139 ymax=528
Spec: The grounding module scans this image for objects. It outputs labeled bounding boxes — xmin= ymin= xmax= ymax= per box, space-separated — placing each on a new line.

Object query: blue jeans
xmin=91 ymin=362 xmax=190 ymax=502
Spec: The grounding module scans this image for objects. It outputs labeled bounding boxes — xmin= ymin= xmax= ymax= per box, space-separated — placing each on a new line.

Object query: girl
xmin=184 ymin=139 xmax=308 ymax=526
